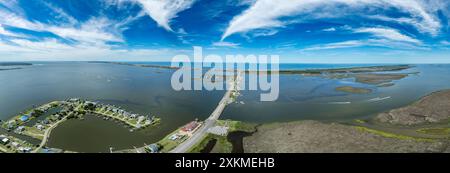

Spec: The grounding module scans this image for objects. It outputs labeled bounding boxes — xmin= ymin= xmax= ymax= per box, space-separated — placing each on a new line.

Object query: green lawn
xmin=355 ymin=126 xmax=434 ymax=142
xmin=155 ymin=126 xmax=189 ymax=153
xmin=23 ymin=126 xmax=44 ymax=140
xmin=216 ymin=119 xmax=256 ymax=132
xmin=417 ymin=127 xmax=450 ymax=135
xmin=0 ymin=144 xmax=10 ymax=153
xmin=158 ymin=133 xmax=187 ymax=153
xmin=188 ymin=120 xmax=256 ymax=153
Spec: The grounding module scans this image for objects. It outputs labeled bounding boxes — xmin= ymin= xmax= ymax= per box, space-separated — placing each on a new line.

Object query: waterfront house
xmin=18 ymin=147 xmax=32 ymax=153
xmin=42 ymin=119 xmax=50 ymax=125
xmin=36 ymin=124 xmax=45 ymax=131
xmin=15 ymin=126 xmax=25 ymax=133
xmin=11 ymin=142 xmax=20 ymax=148
xmin=68 ymin=98 xmax=80 ymax=102
xmin=84 ymin=101 xmax=98 ymax=107
xmin=6 ymin=122 xmax=15 ymax=130
xmin=85 ymin=101 xmax=98 ymax=106
xmin=145 ymin=144 xmax=159 ymax=153
xmin=36 ymin=108 xmax=45 ymax=112
xmin=84 ymin=101 xmax=97 ymax=110
xmin=137 ymin=116 xmax=145 ymax=124
xmin=169 ymin=134 xmax=180 ymax=141
xmin=1 ymin=137 xmax=9 ymax=145
xmin=181 ymin=121 xmax=200 ymax=133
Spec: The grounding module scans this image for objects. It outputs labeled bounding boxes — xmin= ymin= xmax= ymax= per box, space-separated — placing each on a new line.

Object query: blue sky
xmin=0 ymin=0 xmax=449 ymax=63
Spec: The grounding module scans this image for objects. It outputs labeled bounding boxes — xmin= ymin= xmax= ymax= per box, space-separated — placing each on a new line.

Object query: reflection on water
xmin=47 ymin=114 xmax=153 ymax=152
xmin=227 ymin=131 xmax=254 ymax=153
xmin=1 ymin=63 xmax=450 ymax=152
xmin=200 ymin=139 xmax=217 ymax=153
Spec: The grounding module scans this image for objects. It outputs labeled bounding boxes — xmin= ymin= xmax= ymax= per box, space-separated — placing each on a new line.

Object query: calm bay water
xmin=1 ymin=62 xmax=450 ymax=152
xmin=0 ymin=62 xmax=224 ymax=152
xmin=223 ymin=64 xmax=450 ymax=122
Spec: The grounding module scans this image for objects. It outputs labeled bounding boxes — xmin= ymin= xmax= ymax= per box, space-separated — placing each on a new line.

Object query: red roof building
xmin=181 ymin=121 xmax=200 ymax=132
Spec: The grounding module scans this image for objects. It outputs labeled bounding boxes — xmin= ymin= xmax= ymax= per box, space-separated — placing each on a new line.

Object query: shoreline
xmin=90 ymin=62 xmax=411 ymax=73
xmin=0 ymin=62 xmax=33 ymax=66
xmin=88 ymin=61 xmax=179 ymax=70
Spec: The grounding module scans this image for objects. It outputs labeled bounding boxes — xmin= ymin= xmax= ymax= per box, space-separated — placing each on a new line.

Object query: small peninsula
xmin=0 ymin=99 xmax=160 ymax=153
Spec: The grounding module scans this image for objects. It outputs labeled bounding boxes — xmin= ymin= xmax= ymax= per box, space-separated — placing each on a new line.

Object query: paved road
xmin=32 ymin=117 xmax=68 ymax=153
xmin=169 ymin=73 xmax=241 ymax=153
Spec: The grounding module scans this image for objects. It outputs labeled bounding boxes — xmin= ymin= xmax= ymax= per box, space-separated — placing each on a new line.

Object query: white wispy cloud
xmin=302 ymin=40 xmax=365 ymax=51
xmin=0 ymin=35 xmax=181 ymax=61
xmin=249 ymin=29 xmax=279 ymax=38
xmin=0 ymin=0 xmax=24 ymax=15
xmin=303 ymin=38 xmax=428 ymax=51
xmin=441 ymin=41 xmax=450 ymax=46
xmin=222 ymin=0 xmax=444 ymax=40
xmin=212 ymin=41 xmax=240 ymax=48
xmin=0 ymin=7 xmax=124 ymax=44
xmin=354 ymin=27 xmax=421 ymax=44
xmin=0 ymin=1 xmax=168 ymax=61
xmin=41 ymin=1 xmax=78 ymax=25
xmin=302 ymin=27 xmax=427 ymax=51
xmin=0 ymin=40 xmax=177 ymax=61
xmin=47 ymin=17 xmax=124 ymax=44
xmin=9 ymin=39 xmax=75 ymax=52
xmin=136 ymin=0 xmax=196 ymax=31
xmin=322 ymin=27 xmax=336 ymax=32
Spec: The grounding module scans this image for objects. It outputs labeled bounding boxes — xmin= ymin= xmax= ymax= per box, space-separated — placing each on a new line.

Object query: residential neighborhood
xmin=0 ymin=134 xmax=36 ymax=153
xmin=91 ymin=101 xmax=160 ymax=130
xmin=0 ymin=98 xmax=161 ymax=153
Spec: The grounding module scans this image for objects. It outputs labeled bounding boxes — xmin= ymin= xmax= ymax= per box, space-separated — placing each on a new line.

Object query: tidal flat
xmin=335 ymin=86 xmax=372 ymax=94
xmin=241 ymin=90 xmax=450 ymax=153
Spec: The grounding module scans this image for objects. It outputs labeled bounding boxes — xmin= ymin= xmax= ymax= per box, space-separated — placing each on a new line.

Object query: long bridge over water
xmin=116 ymin=72 xmax=242 ymax=153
